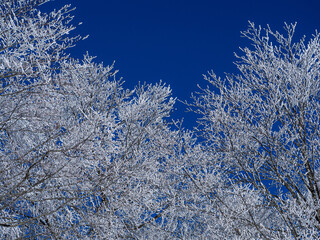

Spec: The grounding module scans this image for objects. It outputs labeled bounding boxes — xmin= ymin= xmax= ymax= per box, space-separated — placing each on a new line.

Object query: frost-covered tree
xmin=2 ymin=0 xmax=320 ymax=239
xmin=186 ymin=22 xmax=320 ymax=239
xmin=0 ymin=0 xmax=179 ymax=239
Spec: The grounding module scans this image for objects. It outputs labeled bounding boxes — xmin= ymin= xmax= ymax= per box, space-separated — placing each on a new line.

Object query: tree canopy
xmin=1 ymin=1 xmax=320 ymax=239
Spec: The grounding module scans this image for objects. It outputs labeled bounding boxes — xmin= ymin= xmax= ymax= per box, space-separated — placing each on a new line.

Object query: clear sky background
xmin=43 ymin=0 xmax=320 ymax=129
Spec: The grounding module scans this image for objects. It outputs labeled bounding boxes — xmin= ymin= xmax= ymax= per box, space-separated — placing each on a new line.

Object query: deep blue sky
xmin=43 ymin=0 xmax=320 ymax=128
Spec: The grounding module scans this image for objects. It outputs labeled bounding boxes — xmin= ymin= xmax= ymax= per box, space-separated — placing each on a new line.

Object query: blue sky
xmin=44 ymin=0 xmax=320 ymax=128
